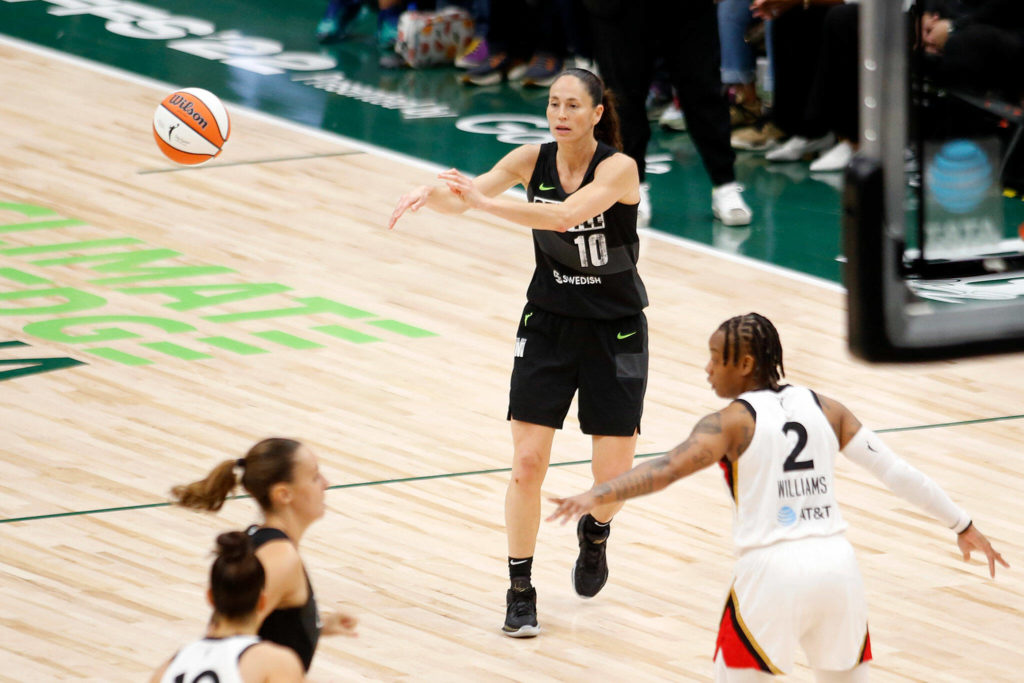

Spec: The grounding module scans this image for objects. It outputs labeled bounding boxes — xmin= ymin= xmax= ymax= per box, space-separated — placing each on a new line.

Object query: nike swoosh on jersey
xmin=538 ymin=183 xmax=555 ymax=191
xmin=617 ymin=331 xmax=638 ymax=340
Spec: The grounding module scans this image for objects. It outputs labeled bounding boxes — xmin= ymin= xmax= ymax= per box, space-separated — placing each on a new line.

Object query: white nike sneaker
xmin=637 ymin=182 xmax=651 ymax=228
xmin=711 ymin=182 xmax=753 ymax=227
xmin=809 ymin=140 xmax=854 ymax=172
xmin=765 ymin=133 xmax=836 ymax=162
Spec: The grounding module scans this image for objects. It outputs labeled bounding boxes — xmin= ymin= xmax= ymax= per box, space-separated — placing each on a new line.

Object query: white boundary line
xmin=1 ymin=33 xmax=845 ymax=294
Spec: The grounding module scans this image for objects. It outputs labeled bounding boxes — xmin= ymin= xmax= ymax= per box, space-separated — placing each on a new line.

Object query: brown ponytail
xmin=172 ymin=438 xmax=302 ymax=512
xmin=558 ymin=67 xmax=623 ymax=151
xmin=172 ymin=459 xmax=238 ymax=511
xmin=596 ymin=89 xmax=623 ymax=152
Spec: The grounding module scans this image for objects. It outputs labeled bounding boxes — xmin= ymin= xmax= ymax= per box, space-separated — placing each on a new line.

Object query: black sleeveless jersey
xmin=525 ymin=141 xmax=648 ymax=319
xmin=248 ymin=526 xmax=320 ymax=671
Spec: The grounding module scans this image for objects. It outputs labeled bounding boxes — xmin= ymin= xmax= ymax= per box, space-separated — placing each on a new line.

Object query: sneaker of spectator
xmin=728 ymin=85 xmax=762 ymax=129
xmin=711 ymin=182 xmax=753 ymax=226
xmin=521 ymin=53 xmax=564 ymax=88
xmin=638 ymin=182 xmax=652 ymax=229
xmin=316 ymin=0 xmax=365 ymax=43
xmin=646 ymin=82 xmax=673 ymax=121
xmin=658 ymin=101 xmax=687 ymax=132
xmin=765 ymin=133 xmax=836 ymax=162
xmin=731 ymin=121 xmax=785 ymax=151
xmin=377 ymin=7 xmax=400 ymax=50
xmin=808 ymin=140 xmax=854 ymax=172
xmin=461 ymin=53 xmax=527 ymax=86
xmin=456 ymin=36 xmax=490 ymax=69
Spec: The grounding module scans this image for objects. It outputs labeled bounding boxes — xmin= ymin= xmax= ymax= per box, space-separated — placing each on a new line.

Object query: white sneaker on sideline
xmin=809 ymin=140 xmax=854 ymax=172
xmin=638 ymin=182 xmax=651 ymax=228
xmin=765 ymin=133 xmax=836 ymax=162
xmin=711 ymin=182 xmax=752 ymax=227
xmin=658 ymin=102 xmax=686 ymax=131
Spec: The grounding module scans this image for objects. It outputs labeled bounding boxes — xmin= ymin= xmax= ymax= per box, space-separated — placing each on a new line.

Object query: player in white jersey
xmin=549 ymin=313 xmax=1007 ymax=682
xmin=151 ymin=531 xmax=304 ymax=683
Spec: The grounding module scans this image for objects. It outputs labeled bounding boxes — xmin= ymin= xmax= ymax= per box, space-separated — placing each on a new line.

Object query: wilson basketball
xmin=152 ymin=88 xmax=230 ymax=165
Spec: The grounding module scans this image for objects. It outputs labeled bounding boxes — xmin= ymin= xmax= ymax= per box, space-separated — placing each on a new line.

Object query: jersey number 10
xmin=573 ymin=233 xmax=609 ymax=268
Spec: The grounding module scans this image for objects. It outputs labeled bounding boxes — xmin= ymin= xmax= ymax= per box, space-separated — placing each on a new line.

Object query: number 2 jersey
xmin=525 ymin=141 xmax=648 ymax=319
xmin=722 ymin=385 xmax=848 ymax=554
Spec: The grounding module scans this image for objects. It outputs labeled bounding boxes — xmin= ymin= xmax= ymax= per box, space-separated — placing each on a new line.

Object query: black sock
xmin=508 ymin=556 xmax=533 ymax=589
xmin=583 ymin=514 xmax=611 ymax=542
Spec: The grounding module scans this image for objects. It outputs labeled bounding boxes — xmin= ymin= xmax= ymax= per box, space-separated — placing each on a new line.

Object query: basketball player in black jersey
xmin=172 ymin=438 xmax=358 ymax=670
xmin=390 ymin=68 xmax=648 ymax=637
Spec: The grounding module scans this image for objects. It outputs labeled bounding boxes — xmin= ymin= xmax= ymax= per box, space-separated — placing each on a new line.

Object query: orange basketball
xmin=152 ymin=88 xmax=231 ymax=165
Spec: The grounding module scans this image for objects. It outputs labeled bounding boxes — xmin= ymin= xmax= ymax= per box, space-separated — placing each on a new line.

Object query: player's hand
xmin=922 ymin=18 xmax=952 ymax=55
xmin=321 ymin=609 xmax=359 ymax=637
xmin=437 ymin=168 xmax=486 ymax=209
xmin=957 ymin=524 xmax=1009 ymax=578
xmin=750 ymin=0 xmax=800 ymax=20
xmin=546 ymin=492 xmax=598 ymax=525
xmin=388 ymin=185 xmax=433 ymax=230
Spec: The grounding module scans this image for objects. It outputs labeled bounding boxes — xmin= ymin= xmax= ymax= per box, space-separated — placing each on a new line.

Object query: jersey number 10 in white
xmin=573 ymin=233 xmax=609 ymax=268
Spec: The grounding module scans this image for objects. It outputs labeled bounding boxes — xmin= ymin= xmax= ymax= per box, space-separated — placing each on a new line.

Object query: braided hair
xmin=717 ymin=313 xmax=784 ymax=390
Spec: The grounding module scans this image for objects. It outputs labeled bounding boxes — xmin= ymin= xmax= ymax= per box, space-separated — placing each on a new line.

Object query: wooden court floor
xmin=0 ymin=39 xmax=1022 ymax=681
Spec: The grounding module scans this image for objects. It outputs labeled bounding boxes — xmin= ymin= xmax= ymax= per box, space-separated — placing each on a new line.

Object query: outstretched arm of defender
xmin=819 ymin=393 xmax=1009 ymax=578
xmin=547 ymin=404 xmax=749 ymax=523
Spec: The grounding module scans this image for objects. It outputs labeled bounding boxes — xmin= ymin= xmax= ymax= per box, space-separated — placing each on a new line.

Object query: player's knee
xmin=510 ymin=450 xmax=547 ymax=487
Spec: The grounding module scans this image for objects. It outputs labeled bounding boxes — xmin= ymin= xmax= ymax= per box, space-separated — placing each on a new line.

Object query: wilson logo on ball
xmin=167 ymin=93 xmax=210 ymax=130
xmin=153 ymin=88 xmax=231 ymax=165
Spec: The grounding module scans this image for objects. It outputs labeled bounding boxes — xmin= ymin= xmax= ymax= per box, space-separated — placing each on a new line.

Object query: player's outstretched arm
xmin=818 ymin=393 xmax=1010 ymax=578
xmin=387 ymin=145 xmax=537 ymax=229
xmin=440 ymin=152 xmax=638 ymax=232
xmin=547 ymin=403 xmax=751 ymax=523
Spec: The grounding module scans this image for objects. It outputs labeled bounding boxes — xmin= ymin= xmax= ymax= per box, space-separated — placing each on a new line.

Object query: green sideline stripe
xmin=0 ymin=340 xmax=29 ymax=348
xmin=367 ymin=319 xmax=437 ymax=338
xmin=3 ymin=413 xmax=1023 ymax=525
xmin=251 ymin=331 xmax=325 ymax=349
xmin=0 ymin=268 xmax=52 ymax=285
xmin=313 ymin=324 xmax=381 ymax=344
xmin=141 ymin=342 xmax=214 ymax=361
xmin=86 ymin=347 xmax=153 ymax=365
xmin=200 ymin=336 xmax=268 ymax=355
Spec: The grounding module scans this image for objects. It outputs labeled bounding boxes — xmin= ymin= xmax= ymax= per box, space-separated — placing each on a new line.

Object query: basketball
xmin=152 ymin=88 xmax=230 ymax=165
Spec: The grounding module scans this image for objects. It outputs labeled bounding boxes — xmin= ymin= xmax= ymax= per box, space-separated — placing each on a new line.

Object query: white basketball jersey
xmin=723 ymin=385 xmax=847 ymax=553
xmin=161 ymin=635 xmax=259 ymax=683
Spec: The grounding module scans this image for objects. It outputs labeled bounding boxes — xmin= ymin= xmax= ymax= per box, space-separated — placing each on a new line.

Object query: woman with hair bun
xmin=151 ymin=531 xmax=304 ymax=682
xmin=172 ymin=438 xmax=357 ymax=672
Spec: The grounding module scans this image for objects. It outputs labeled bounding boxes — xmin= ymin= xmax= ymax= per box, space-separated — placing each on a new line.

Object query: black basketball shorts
xmin=507 ymin=302 xmax=648 ymax=436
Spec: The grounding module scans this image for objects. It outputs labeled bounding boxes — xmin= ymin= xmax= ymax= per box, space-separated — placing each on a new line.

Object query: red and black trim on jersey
xmin=719 ymin=456 xmax=738 ymax=504
xmin=857 ymin=627 xmax=873 ymax=664
xmin=715 ymin=588 xmax=783 ymax=674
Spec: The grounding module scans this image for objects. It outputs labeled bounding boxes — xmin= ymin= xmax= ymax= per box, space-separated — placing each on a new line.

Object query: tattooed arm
xmin=547 ymin=402 xmax=754 ymax=524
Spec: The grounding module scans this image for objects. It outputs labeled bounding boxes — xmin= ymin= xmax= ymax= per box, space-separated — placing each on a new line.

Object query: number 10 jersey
xmin=724 ymin=385 xmax=848 ymax=554
xmin=525 ymin=141 xmax=648 ymax=320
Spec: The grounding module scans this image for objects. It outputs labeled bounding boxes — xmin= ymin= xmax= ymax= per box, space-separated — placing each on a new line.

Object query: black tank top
xmin=247 ymin=526 xmax=320 ymax=671
xmin=525 ymin=141 xmax=648 ymax=319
